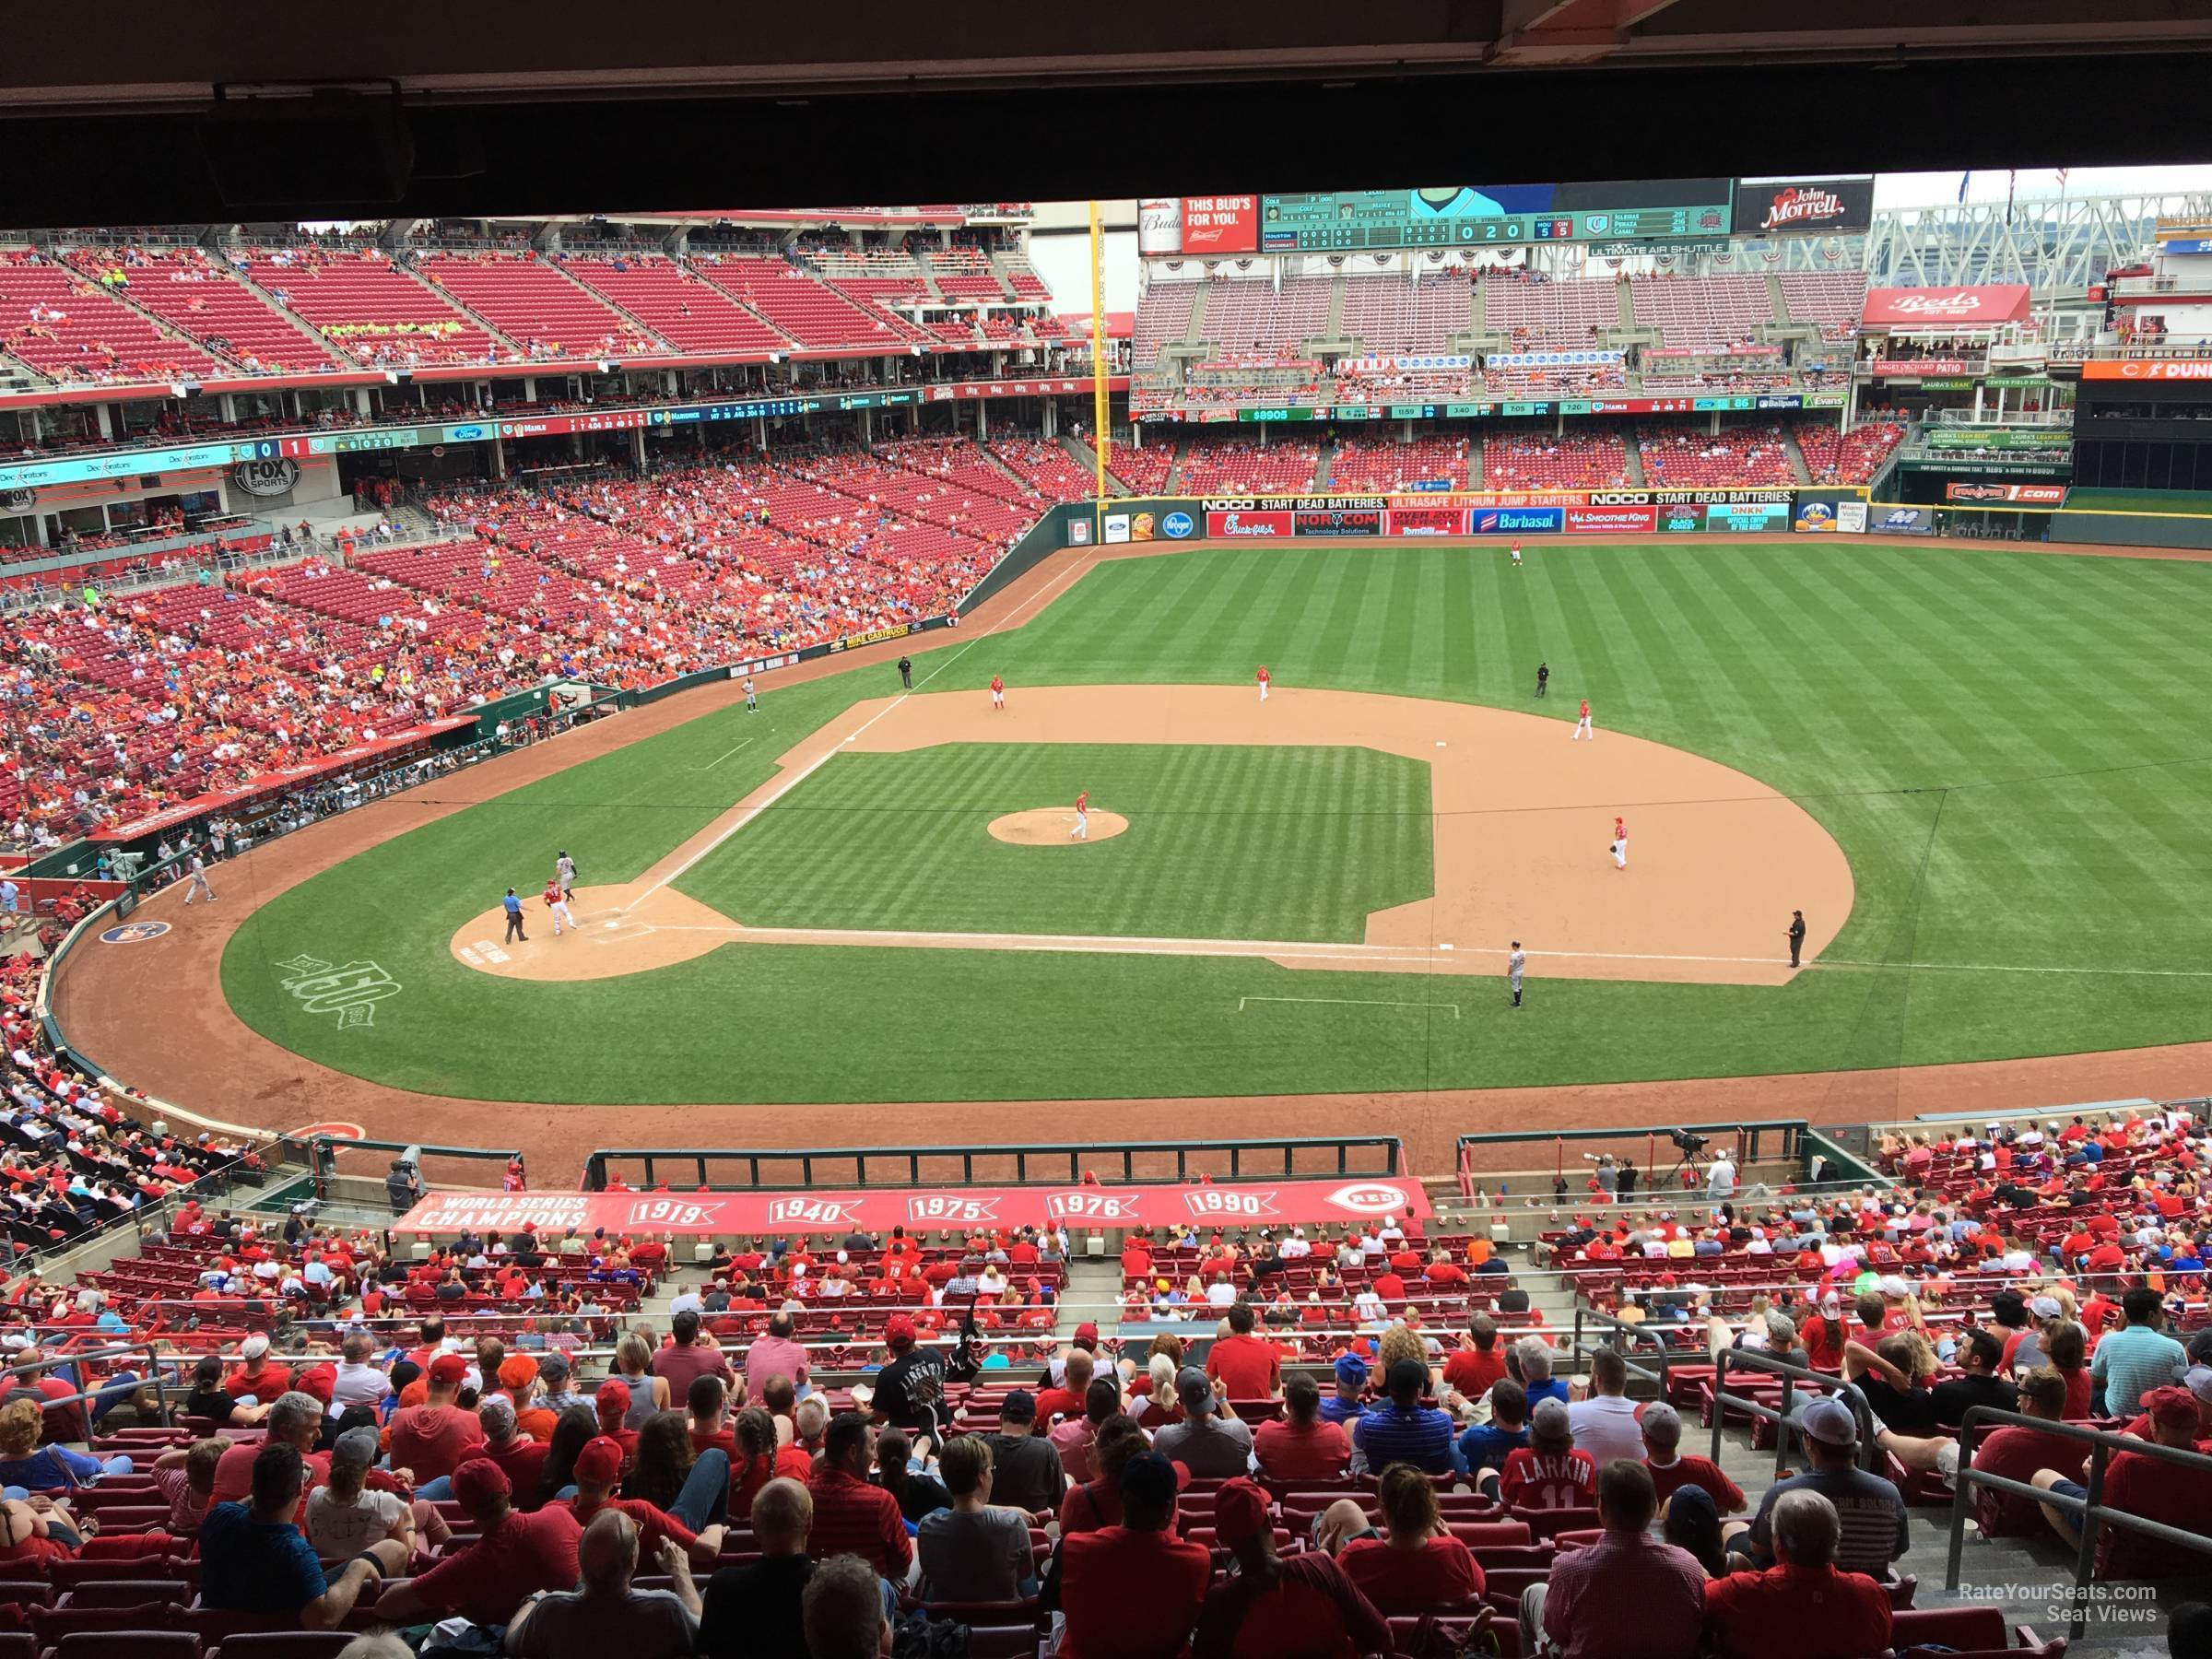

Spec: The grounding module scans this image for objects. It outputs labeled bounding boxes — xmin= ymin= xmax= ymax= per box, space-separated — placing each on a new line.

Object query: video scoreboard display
xmin=1256 ymin=182 xmax=1733 ymax=253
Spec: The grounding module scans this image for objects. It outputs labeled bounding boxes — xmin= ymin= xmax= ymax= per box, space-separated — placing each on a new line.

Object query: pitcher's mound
xmin=988 ymin=808 xmax=1129 ymax=846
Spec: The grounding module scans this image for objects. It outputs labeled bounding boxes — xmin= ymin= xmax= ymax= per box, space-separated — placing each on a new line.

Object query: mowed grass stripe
xmin=676 ymin=741 xmax=1433 ymax=943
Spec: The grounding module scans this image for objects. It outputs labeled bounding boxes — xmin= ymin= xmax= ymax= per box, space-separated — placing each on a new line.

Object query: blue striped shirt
xmin=1352 ymin=1401 xmax=1456 ymax=1474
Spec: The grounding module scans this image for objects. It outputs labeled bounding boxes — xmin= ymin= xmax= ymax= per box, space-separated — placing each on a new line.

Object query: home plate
xmin=606 ymin=920 xmax=620 ymax=929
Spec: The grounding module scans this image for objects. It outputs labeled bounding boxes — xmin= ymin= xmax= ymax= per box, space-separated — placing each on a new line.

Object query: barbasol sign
xmin=1470 ymin=507 xmax=1564 ymax=535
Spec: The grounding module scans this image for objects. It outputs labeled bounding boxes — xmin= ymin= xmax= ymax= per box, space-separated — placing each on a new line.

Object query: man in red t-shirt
xmin=1441 ymin=1312 xmax=1507 ymax=1403
xmin=387 ymin=1353 xmax=487 ymax=1488
xmin=1252 ymin=1377 xmax=1351 ymax=1483
xmin=1703 ymin=1488 xmax=1891 ymax=1659
xmin=2031 ymin=1386 xmax=2212 ymax=1577
xmin=1033 ymin=1348 xmax=1097 ymax=1425
xmin=1639 ymin=1402 xmax=1745 ymax=1513
xmin=1193 ymin=1477 xmax=1388 ymax=1659
xmin=1206 ymin=1302 xmax=1283 ymax=1400
xmin=1056 ymin=1452 xmax=1212 ymax=1659
xmin=374 ymin=1460 xmax=582 ymax=1628
xmin=1968 ymin=1367 xmax=2081 ymax=1536
xmin=807 ymin=1412 xmax=911 ymax=1576
xmin=559 ymin=1435 xmax=724 ymax=1565
xmin=210 ymin=1390 xmax=330 ymax=1519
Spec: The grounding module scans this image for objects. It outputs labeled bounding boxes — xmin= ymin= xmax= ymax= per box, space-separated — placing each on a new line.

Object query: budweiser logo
xmin=1759 ymin=186 xmax=1846 ymax=230
xmin=1888 ymin=292 xmax=1985 ymax=315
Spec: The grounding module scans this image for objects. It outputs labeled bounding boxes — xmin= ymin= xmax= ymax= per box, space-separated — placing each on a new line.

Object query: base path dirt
xmin=50 ymin=530 xmax=2212 ymax=1183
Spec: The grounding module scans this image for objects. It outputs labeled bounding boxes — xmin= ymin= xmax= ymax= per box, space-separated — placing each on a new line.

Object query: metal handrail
xmin=1943 ymin=1406 xmax=2212 ymax=1638
xmin=1709 ymin=1345 xmax=1880 ymax=1479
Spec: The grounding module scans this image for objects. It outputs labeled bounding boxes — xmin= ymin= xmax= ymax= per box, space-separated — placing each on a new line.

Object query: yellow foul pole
xmin=1088 ymin=200 xmax=1110 ymax=509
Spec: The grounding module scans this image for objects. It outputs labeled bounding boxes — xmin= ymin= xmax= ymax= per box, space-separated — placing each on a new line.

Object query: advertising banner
xmin=1731 ymin=176 xmax=1876 ymax=238
xmin=1793 ymin=499 xmax=1840 ymax=532
xmin=1293 ymin=508 xmax=1383 ymax=536
xmin=1563 ymin=505 xmax=1658 ymax=534
xmin=1861 ymin=286 xmax=2032 ymax=327
xmin=394 ymin=1175 xmax=1431 ymax=1237
xmin=1925 ymin=428 xmax=2070 ymax=450
xmin=1102 ymin=512 xmax=1131 ymax=544
xmin=1837 ymin=500 xmax=1869 ymax=534
xmin=1871 ymin=505 xmax=1936 ymax=535
xmin=1180 ymin=195 xmax=1261 ymax=254
xmin=2079 ymin=358 xmax=2212 ymax=381
xmin=1655 ymin=503 xmax=1709 ymax=534
xmin=1705 ymin=503 xmax=1792 ymax=532
xmin=1869 ymin=359 xmax=1971 ymax=378
xmin=1469 ymin=505 xmax=1565 ymax=535
xmin=1944 ymin=482 xmax=2067 ymax=505
xmin=1384 ymin=507 xmax=1471 ymax=536
xmin=1206 ymin=508 xmax=1295 ymax=538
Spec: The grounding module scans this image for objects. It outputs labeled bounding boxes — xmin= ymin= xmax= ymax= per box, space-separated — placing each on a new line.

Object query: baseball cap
xmin=497 ymin=1356 xmax=537 ymax=1391
xmin=1877 ymin=1276 xmax=1910 ymax=1298
xmin=1531 ymin=1397 xmax=1571 ymax=1439
xmin=296 ymin=1363 xmax=336 ymax=1407
xmin=429 ymin=1353 xmax=468 ymax=1386
xmin=241 ymin=1334 xmax=270 ymax=1359
xmin=575 ymin=1435 xmax=625 ymax=1484
xmin=1175 ymin=1366 xmax=1216 ymax=1411
xmin=1213 ymin=1477 xmax=1271 ymax=1546
xmin=2186 ymin=1367 xmax=2212 ymax=1405
xmin=1119 ymin=1450 xmax=1180 ymax=1511
xmin=478 ymin=1396 xmax=517 ymax=1441
xmin=998 ymin=1389 xmax=1036 ymax=1422
xmin=1640 ymin=1401 xmax=1683 ymax=1448
xmin=2144 ymin=1386 xmax=2201 ymax=1432
xmin=1074 ymin=1321 xmax=1100 ymax=1344
xmin=332 ymin=1426 xmax=381 ymax=1467
xmin=594 ymin=1378 xmax=630 ymax=1420
xmin=449 ymin=1458 xmax=511 ymax=1512
xmin=884 ymin=1314 xmax=916 ymax=1346
xmin=2028 ymin=1295 xmax=2063 ymax=1320
xmin=1333 ymin=1353 xmax=1369 ymax=1385
xmin=537 ymin=1353 xmax=571 ymax=1382
xmin=1800 ymin=1396 xmax=1859 ymax=1449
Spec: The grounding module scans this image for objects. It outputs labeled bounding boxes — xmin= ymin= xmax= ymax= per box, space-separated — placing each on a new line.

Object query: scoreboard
xmin=1256 ymin=182 xmax=1733 ymax=253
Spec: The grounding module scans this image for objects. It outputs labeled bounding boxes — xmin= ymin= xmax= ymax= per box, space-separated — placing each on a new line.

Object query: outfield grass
xmin=676 ymin=742 xmax=1433 ymax=940
xmin=219 ymin=539 xmax=2212 ymax=1104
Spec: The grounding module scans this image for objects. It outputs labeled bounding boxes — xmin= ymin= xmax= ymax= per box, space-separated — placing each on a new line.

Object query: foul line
xmin=697 ymin=737 xmax=754 ymax=771
xmin=624 ymin=548 xmax=1101 ymax=912
xmin=1240 ymin=995 xmax=1461 ymax=1017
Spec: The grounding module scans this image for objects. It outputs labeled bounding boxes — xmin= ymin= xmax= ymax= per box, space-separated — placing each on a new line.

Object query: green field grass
xmin=218 ymin=538 xmax=2212 ymax=1105
xmin=675 ymin=743 xmax=1433 ymax=940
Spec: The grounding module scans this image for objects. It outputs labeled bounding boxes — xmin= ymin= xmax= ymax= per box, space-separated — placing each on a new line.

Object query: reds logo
xmin=1888 ymin=292 xmax=1986 ymax=316
xmin=1326 ymin=1182 xmax=1412 ymax=1216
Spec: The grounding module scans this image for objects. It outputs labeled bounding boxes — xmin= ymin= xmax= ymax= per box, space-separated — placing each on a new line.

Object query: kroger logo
xmin=1161 ymin=512 xmax=1194 ymax=538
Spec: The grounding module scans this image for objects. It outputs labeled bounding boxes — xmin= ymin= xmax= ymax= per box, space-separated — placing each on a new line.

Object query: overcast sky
xmin=1875 ymin=166 xmax=2212 ymax=206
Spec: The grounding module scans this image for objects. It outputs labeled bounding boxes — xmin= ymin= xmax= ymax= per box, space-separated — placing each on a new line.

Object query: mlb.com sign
xmin=1469 ymin=507 xmax=1564 ymax=535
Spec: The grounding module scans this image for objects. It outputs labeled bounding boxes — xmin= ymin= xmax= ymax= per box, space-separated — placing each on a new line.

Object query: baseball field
xmin=58 ymin=534 xmax=2212 ymax=1162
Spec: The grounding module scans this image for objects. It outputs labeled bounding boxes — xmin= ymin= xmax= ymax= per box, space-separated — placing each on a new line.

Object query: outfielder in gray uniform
xmin=1508 ymin=940 xmax=1525 ymax=1008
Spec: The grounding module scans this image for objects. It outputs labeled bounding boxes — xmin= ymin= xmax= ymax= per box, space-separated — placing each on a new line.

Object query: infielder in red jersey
xmin=1256 ymin=665 xmax=1270 ymax=702
xmin=1611 ymin=817 xmax=1628 ymax=870
xmin=1572 ymin=698 xmax=1594 ymax=741
xmin=990 ymin=674 xmax=1005 ymax=711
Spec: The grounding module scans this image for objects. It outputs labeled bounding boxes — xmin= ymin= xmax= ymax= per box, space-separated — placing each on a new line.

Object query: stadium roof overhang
xmin=1 ymin=1 xmax=2209 ymax=222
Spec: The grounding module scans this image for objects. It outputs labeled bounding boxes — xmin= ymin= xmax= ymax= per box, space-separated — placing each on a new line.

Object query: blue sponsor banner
xmin=1161 ymin=511 xmax=1194 ymax=539
xmin=1706 ymin=502 xmax=1791 ymax=532
xmin=1874 ymin=506 xmax=1936 ymax=535
xmin=1468 ymin=506 xmax=1565 ymax=535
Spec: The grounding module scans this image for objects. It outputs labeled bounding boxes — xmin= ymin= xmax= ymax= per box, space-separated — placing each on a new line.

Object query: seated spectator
xmin=147 ymin=1435 xmax=227 ymax=1535
xmin=986 ymin=1388 xmax=1068 ymax=1512
xmin=1052 ymin=1376 xmax=1124 ymax=1484
xmin=212 ymin=1389 xmax=328 ymax=1510
xmin=0 ymin=1396 xmax=133 ymax=1490
xmin=389 ymin=1351 xmax=488 ymax=1492
xmin=374 ymin=1458 xmax=584 ymax=1627
xmin=1253 ymin=1374 xmax=1351 ymax=1482
xmin=200 ymin=1441 xmax=398 ymax=1627
xmin=1337 ymin=1463 xmax=1483 ymax=1615
xmin=1665 ymin=1484 xmax=1733 ymax=1578
xmin=2031 ymin=1385 xmax=2212 ymax=1576
xmin=917 ymin=1432 xmax=1039 ymax=1602
xmin=1725 ymin=1396 xmax=1908 ymax=1579
xmin=1845 ymin=1324 xmax=2016 ymax=1469
xmin=1206 ymin=1300 xmax=1284 ymax=1399
xmin=1154 ymin=1366 xmax=1256 ymax=1478
xmin=478 ymin=1395 xmax=552 ymax=1494
xmin=1352 ymin=1358 xmax=1454 ymax=1477
xmin=1441 ymin=1312 xmax=1507 ymax=1405
xmin=1050 ymin=1450 xmax=1212 ymax=1659
xmin=562 ymin=1430 xmax=725 ymax=1566
xmin=1058 ymin=1415 xmax=1151 ymax=1535
xmin=1640 ymin=1402 xmax=1745 ymax=1514
xmin=687 ymin=1373 xmax=738 ymax=1458
xmin=1963 ymin=1366 xmax=2081 ymax=1535
xmin=1034 ymin=1346 xmax=1096 ymax=1426
xmin=1513 ymin=1337 xmax=1570 ymax=1407
xmin=1521 ymin=1459 xmax=1705 ymax=1659
xmin=1194 ymin=1476 xmax=1391 ymax=1659
xmin=699 ymin=1476 xmax=813 ymax=1659
xmin=506 ymin=1507 xmax=700 ymax=1659
xmin=874 ymin=1426 xmax=950 ymax=1524
xmin=2090 ymin=1288 xmax=2188 ymax=1418
xmin=806 ymin=1409 xmax=911 ymax=1577
xmin=1319 ymin=1353 xmax=1369 ymax=1428
xmin=651 ymin=1308 xmax=733 ymax=1402
xmin=802 ymin=1552 xmax=895 ymax=1659
xmin=732 ymin=1404 xmax=814 ymax=1516
xmin=182 ymin=1353 xmax=271 ymax=1425
xmin=1498 ymin=1397 xmax=1597 ymax=1511
xmin=305 ymin=1425 xmax=416 ymax=1561
xmin=1567 ymin=1346 xmax=1645 ymax=1465
xmin=1457 ymin=1379 xmax=1531 ymax=1488
xmin=1704 ymin=1489 xmax=1891 ymax=1659
xmin=534 ymin=1404 xmax=601 ymax=1512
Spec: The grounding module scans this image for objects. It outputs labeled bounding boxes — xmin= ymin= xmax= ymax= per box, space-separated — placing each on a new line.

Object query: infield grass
xmin=220 ymin=539 xmax=2212 ymax=1105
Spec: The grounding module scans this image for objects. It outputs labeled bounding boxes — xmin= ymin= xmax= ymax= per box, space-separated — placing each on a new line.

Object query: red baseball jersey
xmin=541 ymin=882 xmax=560 ymax=908
xmin=1257 ymin=666 xmax=1269 ymax=683
xmin=1077 ymin=791 xmax=1088 ymax=812
xmin=1615 ymin=819 xmax=1626 ymax=837
xmin=1580 ymin=700 xmax=1590 ymax=718
xmin=991 ymin=677 xmax=1003 ymax=692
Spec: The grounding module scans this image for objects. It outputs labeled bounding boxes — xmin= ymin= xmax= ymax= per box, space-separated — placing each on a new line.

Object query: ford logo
xmin=449 ymin=424 xmax=485 ymax=441
xmin=1162 ymin=512 xmax=1194 ymax=538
